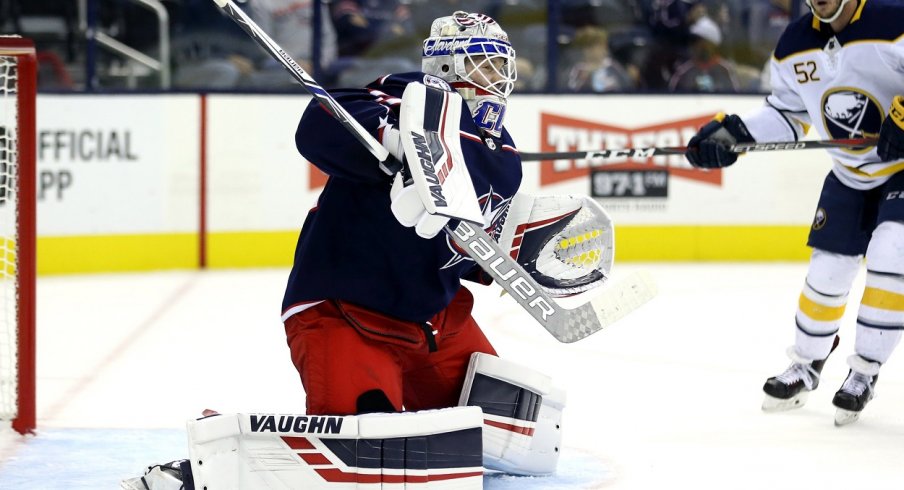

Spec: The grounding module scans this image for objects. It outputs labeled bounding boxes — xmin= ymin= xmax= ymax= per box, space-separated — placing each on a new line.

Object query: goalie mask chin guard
xmin=805 ymin=0 xmax=852 ymax=23
xmin=423 ymin=11 xmax=517 ymax=137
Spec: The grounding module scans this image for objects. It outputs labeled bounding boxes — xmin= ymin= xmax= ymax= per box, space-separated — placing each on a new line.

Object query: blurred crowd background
xmin=0 ymin=0 xmax=804 ymax=94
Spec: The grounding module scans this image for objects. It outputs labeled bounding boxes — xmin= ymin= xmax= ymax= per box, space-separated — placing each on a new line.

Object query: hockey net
xmin=0 ymin=36 xmax=36 ymax=435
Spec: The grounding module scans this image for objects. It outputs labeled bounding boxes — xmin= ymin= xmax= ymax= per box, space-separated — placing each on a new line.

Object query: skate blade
xmin=834 ymin=408 xmax=862 ymax=426
xmin=762 ymin=391 xmax=809 ymax=412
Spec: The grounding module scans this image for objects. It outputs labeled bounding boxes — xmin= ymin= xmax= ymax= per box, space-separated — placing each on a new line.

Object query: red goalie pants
xmin=284 ymin=287 xmax=497 ymax=415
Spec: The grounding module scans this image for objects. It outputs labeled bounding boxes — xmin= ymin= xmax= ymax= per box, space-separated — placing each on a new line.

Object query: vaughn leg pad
xmin=459 ymin=353 xmax=566 ymax=476
xmin=186 ymin=407 xmax=484 ymax=489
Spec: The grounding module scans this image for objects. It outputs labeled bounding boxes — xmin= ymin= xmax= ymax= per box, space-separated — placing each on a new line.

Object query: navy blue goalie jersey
xmin=281 ymin=72 xmax=523 ymax=323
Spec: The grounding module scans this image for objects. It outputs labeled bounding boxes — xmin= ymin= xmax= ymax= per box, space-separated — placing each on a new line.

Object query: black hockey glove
xmin=685 ymin=113 xmax=755 ymax=169
xmin=877 ymin=95 xmax=904 ymax=161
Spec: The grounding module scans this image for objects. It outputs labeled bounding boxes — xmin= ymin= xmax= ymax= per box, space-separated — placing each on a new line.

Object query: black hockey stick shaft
xmin=210 ymin=0 xmax=617 ymax=342
xmin=518 ymin=138 xmax=877 ymax=161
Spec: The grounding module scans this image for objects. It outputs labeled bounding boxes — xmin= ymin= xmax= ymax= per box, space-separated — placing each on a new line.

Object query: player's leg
xmin=834 ymin=175 xmax=904 ymax=425
xmin=763 ymin=172 xmax=866 ymax=411
xmin=284 ymin=301 xmax=404 ymax=415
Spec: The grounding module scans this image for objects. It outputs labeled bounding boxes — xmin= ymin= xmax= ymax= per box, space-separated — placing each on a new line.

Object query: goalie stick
xmin=210 ymin=0 xmax=655 ymax=342
xmin=518 ymin=137 xmax=877 ymax=161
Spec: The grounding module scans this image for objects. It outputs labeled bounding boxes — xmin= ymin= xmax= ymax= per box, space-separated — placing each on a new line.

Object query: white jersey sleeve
xmin=740 ymin=56 xmax=811 ymax=143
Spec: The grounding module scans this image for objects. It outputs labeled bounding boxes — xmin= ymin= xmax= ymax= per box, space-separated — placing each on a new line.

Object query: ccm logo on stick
xmin=453 ymin=222 xmax=556 ymax=320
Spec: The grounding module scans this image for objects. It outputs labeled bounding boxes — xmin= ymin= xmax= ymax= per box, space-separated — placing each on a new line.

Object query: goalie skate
xmin=120 ymin=459 xmax=190 ymax=490
xmin=762 ymin=336 xmax=839 ymax=412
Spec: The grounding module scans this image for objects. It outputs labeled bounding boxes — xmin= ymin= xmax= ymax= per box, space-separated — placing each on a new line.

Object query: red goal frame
xmin=0 ymin=36 xmax=36 ymax=435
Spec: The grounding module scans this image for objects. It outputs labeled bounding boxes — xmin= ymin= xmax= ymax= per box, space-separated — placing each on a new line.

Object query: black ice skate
xmin=762 ymin=336 xmax=839 ymax=412
xmin=832 ymin=354 xmax=880 ymax=427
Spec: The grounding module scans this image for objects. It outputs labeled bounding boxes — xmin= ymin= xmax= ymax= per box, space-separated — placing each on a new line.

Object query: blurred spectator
xmin=243 ymin=0 xmax=337 ymax=88
xmin=515 ymin=56 xmax=545 ymax=92
xmin=667 ymin=16 xmax=740 ymax=92
xmin=166 ymin=0 xmax=262 ymax=89
xmin=564 ymin=26 xmax=634 ymax=92
xmin=746 ymin=0 xmax=793 ymax=59
xmin=328 ymin=0 xmax=413 ymax=58
xmin=560 ymin=0 xmax=639 ymax=29
xmin=0 ymin=0 xmax=77 ymax=89
xmin=639 ymin=0 xmax=705 ymax=90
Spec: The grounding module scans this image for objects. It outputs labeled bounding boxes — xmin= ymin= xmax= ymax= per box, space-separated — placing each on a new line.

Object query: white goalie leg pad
xmin=497 ymin=192 xmax=614 ymax=296
xmin=399 ymin=82 xmax=484 ymax=229
xmin=186 ymin=407 xmax=484 ymax=489
xmin=459 ymin=352 xmax=566 ymax=476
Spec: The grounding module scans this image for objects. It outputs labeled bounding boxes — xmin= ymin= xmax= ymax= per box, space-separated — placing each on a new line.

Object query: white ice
xmin=1 ymin=263 xmax=903 ymax=488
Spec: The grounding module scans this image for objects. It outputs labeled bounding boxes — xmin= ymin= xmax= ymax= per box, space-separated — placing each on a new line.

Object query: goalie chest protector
xmin=283 ymin=72 xmax=523 ymax=323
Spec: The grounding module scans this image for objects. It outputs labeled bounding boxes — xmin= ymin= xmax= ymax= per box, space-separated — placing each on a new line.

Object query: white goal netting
xmin=0 ymin=36 xmax=35 ymax=434
xmin=0 ymin=53 xmax=22 ymax=426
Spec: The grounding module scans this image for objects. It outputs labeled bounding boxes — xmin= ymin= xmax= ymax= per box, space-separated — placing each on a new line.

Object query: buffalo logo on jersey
xmin=822 ymin=89 xmax=882 ymax=154
xmin=813 ymin=207 xmax=827 ymax=230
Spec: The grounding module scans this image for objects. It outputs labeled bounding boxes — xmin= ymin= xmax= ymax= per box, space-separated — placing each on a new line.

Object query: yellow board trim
xmin=861 ymin=286 xmax=904 ymax=311
xmin=207 ymin=231 xmax=299 ymax=268
xmin=614 ymin=225 xmax=812 ymax=261
xmin=38 ymin=233 xmax=199 ymax=275
xmin=35 ymin=226 xmax=815 ymax=274
xmin=799 ymin=293 xmax=847 ymax=322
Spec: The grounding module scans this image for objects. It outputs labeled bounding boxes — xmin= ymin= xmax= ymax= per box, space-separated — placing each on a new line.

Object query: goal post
xmin=0 ymin=36 xmax=36 ymax=435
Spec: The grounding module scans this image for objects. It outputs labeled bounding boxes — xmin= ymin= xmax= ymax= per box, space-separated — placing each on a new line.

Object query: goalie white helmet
xmin=422 ymin=11 xmax=517 ymax=137
xmin=805 ymin=0 xmax=852 ymax=23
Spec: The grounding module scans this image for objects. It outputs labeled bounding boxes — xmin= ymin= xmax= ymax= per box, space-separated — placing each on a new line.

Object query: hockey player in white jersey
xmin=685 ymin=0 xmax=904 ymax=426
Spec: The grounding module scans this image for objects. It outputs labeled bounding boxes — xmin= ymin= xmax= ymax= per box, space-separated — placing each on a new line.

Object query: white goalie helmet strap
xmin=805 ymin=0 xmax=852 ymax=23
xmin=422 ymin=11 xmax=516 ymax=137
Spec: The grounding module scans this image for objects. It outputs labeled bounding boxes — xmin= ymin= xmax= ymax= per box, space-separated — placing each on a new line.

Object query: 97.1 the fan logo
xmin=538 ymin=112 xmax=723 ymax=198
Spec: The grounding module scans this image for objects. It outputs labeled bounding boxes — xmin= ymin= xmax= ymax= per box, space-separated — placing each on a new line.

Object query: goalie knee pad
xmin=459 ymin=352 xmax=566 ymax=476
xmin=185 ymin=408 xmax=483 ymax=489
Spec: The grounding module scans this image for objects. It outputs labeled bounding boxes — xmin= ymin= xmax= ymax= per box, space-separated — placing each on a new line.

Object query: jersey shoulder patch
xmin=773 ymin=15 xmax=827 ymax=61
xmin=841 ymin=0 xmax=904 ymax=43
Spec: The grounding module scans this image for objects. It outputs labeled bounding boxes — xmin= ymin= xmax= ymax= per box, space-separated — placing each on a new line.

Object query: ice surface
xmin=1 ymin=264 xmax=903 ymax=488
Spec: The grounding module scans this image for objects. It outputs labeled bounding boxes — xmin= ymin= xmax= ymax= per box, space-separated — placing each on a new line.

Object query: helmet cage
xmin=804 ymin=0 xmax=852 ymax=23
xmin=423 ymin=36 xmax=517 ymax=99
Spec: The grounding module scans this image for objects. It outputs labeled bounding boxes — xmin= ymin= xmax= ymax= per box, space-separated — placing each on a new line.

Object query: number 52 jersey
xmin=741 ymin=0 xmax=904 ymax=190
